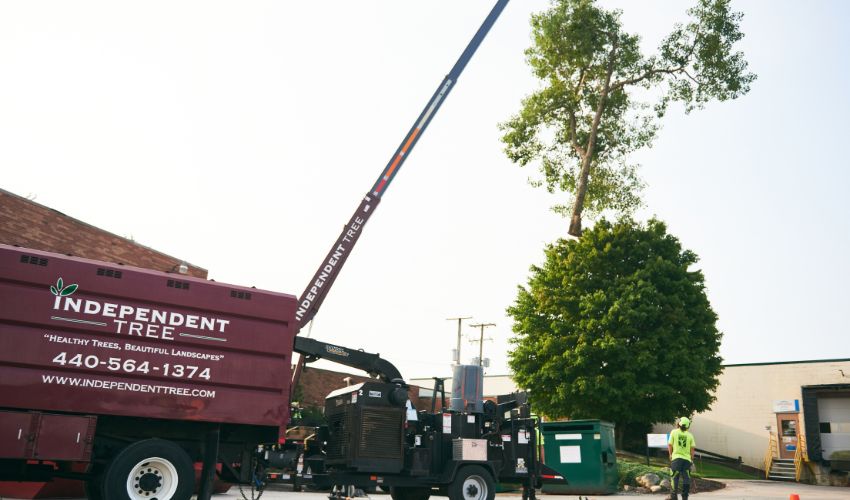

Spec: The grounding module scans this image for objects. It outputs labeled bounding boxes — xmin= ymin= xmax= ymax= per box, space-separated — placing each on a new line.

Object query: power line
xmin=468 ymin=322 xmax=495 ymax=367
xmin=446 ymin=316 xmax=472 ymax=365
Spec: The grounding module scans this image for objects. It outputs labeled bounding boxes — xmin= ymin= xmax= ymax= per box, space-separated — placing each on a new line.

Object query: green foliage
xmin=507 ymin=218 xmax=722 ymax=430
xmin=299 ymin=406 xmax=327 ymax=427
xmin=620 ymin=421 xmax=653 ymax=453
xmin=617 ymin=454 xmax=758 ymax=483
xmin=501 ymin=0 xmax=755 ymax=233
xmin=618 ymin=460 xmax=670 ymax=487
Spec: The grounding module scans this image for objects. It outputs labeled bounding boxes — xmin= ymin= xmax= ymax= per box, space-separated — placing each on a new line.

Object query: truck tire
xmin=390 ymin=486 xmax=430 ymax=500
xmin=101 ymin=438 xmax=195 ymax=500
xmin=448 ymin=466 xmax=494 ymax=500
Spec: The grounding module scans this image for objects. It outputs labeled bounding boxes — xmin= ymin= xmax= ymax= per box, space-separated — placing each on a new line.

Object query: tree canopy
xmin=507 ymin=218 xmax=722 ymax=437
xmin=501 ymin=0 xmax=756 ymax=236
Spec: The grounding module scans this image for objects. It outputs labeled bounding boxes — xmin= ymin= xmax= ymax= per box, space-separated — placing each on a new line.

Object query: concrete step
xmin=768 ymin=472 xmax=796 ymax=478
xmin=770 ymin=467 xmax=796 ymax=474
xmin=767 ymin=458 xmax=798 ymax=482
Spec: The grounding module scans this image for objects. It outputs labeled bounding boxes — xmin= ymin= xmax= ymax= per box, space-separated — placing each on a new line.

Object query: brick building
xmin=298 ymin=365 xmax=437 ymax=412
xmin=0 ymin=187 xmax=207 ymax=278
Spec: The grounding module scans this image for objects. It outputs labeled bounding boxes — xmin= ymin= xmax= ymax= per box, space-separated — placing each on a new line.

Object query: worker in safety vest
xmin=667 ymin=416 xmax=695 ymax=500
xmin=534 ymin=417 xmax=544 ymax=464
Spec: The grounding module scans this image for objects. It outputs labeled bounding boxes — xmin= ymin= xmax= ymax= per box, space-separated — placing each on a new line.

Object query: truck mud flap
xmin=537 ymin=463 xmax=567 ymax=485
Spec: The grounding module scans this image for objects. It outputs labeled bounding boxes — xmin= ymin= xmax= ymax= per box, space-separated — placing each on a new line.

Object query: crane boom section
xmin=294 ymin=336 xmax=403 ymax=384
xmin=370 ymin=0 xmax=510 ymax=198
xmin=294 ymin=1 xmax=510 ymax=332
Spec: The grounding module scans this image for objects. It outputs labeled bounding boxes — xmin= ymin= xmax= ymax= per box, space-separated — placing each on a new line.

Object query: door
xmin=777 ymin=413 xmax=799 ymax=459
xmin=34 ymin=413 xmax=96 ymax=461
xmin=0 ymin=410 xmax=35 ymax=458
xmin=816 ymin=392 xmax=850 ymax=460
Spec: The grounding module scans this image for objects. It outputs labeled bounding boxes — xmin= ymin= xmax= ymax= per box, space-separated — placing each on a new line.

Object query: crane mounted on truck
xmin=291 ymin=0 xmax=510 ymax=333
xmin=0 ymin=2 xmax=567 ymax=500
xmin=290 ymin=0 xmax=512 ymax=390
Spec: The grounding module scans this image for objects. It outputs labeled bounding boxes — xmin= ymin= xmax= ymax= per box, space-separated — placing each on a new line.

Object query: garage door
xmin=818 ymin=395 xmax=850 ymax=460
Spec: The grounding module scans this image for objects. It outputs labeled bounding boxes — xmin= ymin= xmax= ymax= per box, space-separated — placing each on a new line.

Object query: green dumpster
xmin=540 ymin=420 xmax=618 ymax=495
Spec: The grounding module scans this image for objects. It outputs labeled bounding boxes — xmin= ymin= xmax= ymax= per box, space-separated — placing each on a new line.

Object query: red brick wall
xmin=0 ymin=188 xmax=207 ymax=278
xmin=295 ymin=366 xmax=373 ymax=408
xmin=296 ymin=365 xmax=442 ymax=412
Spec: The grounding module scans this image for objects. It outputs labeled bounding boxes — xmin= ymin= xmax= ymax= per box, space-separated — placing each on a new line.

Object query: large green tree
xmin=507 ymin=219 xmax=722 ymax=444
xmin=501 ymin=0 xmax=755 ymax=236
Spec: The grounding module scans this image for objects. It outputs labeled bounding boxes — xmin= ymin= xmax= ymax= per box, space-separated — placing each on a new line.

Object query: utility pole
xmin=446 ymin=316 xmax=472 ymax=364
xmin=469 ymin=322 xmax=495 ymax=367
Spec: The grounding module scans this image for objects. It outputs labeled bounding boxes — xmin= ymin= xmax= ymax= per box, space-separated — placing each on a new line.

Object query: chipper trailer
xmin=0 ymin=1 xmax=565 ymax=499
xmin=280 ymin=341 xmax=566 ymax=500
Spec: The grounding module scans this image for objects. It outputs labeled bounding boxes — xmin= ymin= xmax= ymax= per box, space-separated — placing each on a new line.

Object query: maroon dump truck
xmin=0 ymin=4 xmax=527 ymax=500
xmin=0 ymin=243 xmax=296 ymax=499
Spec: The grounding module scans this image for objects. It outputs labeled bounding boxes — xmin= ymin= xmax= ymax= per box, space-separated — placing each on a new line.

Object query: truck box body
xmin=0 ymin=244 xmax=296 ymax=428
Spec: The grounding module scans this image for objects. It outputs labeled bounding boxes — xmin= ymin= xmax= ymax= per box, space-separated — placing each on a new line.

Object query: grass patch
xmin=615 ymin=454 xmax=734 ymax=493
xmin=692 ymin=460 xmax=757 ymax=480
xmin=617 ymin=454 xmax=757 ymax=482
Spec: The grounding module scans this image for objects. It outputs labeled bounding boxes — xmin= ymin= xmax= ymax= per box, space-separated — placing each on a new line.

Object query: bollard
xmin=790 ymin=494 xmax=800 ymax=500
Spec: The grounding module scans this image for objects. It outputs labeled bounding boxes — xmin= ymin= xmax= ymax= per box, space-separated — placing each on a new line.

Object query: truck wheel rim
xmin=462 ymin=475 xmax=487 ymax=500
xmin=126 ymin=457 xmax=178 ymax=500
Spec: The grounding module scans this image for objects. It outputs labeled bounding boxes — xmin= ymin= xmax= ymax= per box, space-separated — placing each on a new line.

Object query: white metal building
xmin=654 ymin=358 xmax=850 ymax=482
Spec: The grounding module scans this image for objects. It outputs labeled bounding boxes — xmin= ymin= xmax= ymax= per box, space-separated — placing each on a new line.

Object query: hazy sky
xmin=2 ymin=1 xmax=848 ymax=380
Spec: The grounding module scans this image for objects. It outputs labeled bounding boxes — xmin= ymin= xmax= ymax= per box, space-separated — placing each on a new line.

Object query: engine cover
xmin=324 ymin=382 xmax=406 ymax=473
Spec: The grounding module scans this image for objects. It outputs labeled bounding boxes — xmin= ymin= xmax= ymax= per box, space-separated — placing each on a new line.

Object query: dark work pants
xmin=671 ymin=458 xmax=692 ymax=497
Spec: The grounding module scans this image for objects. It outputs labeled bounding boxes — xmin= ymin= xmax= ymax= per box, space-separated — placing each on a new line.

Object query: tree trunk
xmin=568 ymin=39 xmax=618 ymax=238
xmin=568 ymin=153 xmax=593 ymax=237
xmin=568 ymin=212 xmax=583 ymax=238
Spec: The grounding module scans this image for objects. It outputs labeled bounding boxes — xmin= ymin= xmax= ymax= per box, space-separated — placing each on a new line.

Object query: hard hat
xmin=679 ymin=417 xmax=691 ymax=428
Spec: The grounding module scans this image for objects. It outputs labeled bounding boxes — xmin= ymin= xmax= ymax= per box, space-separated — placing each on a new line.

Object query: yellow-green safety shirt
xmin=668 ymin=428 xmax=695 ymax=462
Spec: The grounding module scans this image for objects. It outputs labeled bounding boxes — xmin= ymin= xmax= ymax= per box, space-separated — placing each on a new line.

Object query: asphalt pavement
xmin=1 ymin=480 xmax=841 ymax=500
xmin=205 ymin=480 xmax=845 ymax=500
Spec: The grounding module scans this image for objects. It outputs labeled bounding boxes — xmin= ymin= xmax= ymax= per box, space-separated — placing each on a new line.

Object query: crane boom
xmin=293 ymin=0 xmax=510 ymax=333
xmin=293 ymin=336 xmax=404 ymax=384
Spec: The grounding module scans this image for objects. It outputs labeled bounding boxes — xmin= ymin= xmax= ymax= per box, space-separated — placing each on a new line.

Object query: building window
xmin=781 ymin=420 xmax=797 ymax=437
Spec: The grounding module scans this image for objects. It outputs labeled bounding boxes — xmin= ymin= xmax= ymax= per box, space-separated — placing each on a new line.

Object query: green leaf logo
xmin=50 ymin=278 xmax=78 ymax=297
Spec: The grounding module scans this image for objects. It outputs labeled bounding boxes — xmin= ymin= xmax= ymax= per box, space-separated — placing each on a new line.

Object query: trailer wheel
xmin=101 ymin=438 xmax=194 ymax=500
xmin=449 ymin=466 xmax=494 ymax=500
